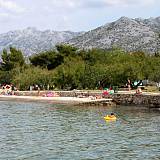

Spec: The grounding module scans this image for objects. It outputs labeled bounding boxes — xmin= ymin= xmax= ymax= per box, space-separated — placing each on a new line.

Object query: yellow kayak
xmin=104 ymin=115 xmax=117 ymax=121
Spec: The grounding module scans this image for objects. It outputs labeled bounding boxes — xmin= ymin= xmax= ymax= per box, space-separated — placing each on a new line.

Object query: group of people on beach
xmin=42 ymin=91 xmax=60 ymax=97
xmin=102 ymin=87 xmax=114 ymax=96
xmin=0 ymin=84 xmax=17 ymax=95
xmin=126 ymin=79 xmax=143 ymax=94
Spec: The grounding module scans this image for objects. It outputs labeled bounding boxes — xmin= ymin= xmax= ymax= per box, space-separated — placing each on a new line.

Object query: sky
xmin=0 ymin=0 xmax=160 ymax=33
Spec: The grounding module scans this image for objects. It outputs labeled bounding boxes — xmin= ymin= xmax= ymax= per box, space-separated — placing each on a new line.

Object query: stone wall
xmin=14 ymin=90 xmax=102 ymax=97
xmin=13 ymin=90 xmax=160 ymax=108
xmin=112 ymin=93 xmax=160 ymax=108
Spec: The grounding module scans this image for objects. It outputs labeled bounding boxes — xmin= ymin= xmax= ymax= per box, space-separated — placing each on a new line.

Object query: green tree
xmin=1 ymin=47 xmax=25 ymax=71
xmin=56 ymin=44 xmax=78 ymax=57
xmin=0 ymin=47 xmax=25 ymax=84
xmin=12 ymin=66 xmax=54 ymax=90
xmin=54 ymin=57 xmax=85 ymax=90
xmin=29 ymin=50 xmax=63 ymax=70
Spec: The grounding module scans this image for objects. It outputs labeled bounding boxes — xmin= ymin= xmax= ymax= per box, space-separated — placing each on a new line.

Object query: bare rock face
xmin=0 ymin=27 xmax=82 ymax=56
xmin=67 ymin=16 xmax=160 ymax=54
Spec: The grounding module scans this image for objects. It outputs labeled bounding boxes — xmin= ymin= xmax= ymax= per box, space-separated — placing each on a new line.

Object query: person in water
xmin=104 ymin=112 xmax=117 ymax=120
xmin=108 ymin=113 xmax=116 ymax=118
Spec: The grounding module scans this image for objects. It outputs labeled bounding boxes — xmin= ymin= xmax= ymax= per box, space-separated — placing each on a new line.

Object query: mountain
xmin=135 ymin=17 xmax=160 ymax=33
xmin=67 ymin=16 xmax=160 ymax=54
xmin=0 ymin=27 xmax=82 ymax=56
xmin=0 ymin=17 xmax=160 ymax=56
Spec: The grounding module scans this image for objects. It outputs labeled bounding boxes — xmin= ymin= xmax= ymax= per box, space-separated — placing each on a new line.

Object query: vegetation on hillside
xmin=0 ymin=45 xmax=160 ymax=90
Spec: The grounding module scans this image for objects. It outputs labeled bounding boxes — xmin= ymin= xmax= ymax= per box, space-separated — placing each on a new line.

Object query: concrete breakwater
xmin=13 ymin=90 xmax=160 ymax=108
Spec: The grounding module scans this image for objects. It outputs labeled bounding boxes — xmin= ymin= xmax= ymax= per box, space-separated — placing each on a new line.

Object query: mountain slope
xmin=0 ymin=27 xmax=82 ymax=56
xmin=0 ymin=17 xmax=160 ymax=55
xmin=67 ymin=16 xmax=160 ymax=54
xmin=135 ymin=17 xmax=160 ymax=33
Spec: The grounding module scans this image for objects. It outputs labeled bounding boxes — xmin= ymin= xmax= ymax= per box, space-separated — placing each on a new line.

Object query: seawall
xmin=13 ymin=90 xmax=160 ymax=108
xmin=113 ymin=93 xmax=160 ymax=108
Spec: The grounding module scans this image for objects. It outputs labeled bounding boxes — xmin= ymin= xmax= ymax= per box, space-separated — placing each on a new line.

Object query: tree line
xmin=0 ymin=45 xmax=160 ymax=90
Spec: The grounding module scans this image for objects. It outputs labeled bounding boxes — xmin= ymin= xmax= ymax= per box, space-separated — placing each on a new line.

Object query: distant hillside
xmin=0 ymin=17 xmax=160 ymax=56
xmin=0 ymin=27 xmax=82 ymax=56
xmin=67 ymin=16 xmax=160 ymax=54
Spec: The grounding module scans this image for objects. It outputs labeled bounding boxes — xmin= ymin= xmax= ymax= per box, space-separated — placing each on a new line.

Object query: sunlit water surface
xmin=0 ymin=101 xmax=160 ymax=160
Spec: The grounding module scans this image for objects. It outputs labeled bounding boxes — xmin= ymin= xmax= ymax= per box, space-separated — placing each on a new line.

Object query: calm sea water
xmin=0 ymin=101 xmax=160 ymax=160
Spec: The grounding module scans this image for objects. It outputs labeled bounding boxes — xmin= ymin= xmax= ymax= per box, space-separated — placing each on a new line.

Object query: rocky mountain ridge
xmin=0 ymin=27 xmax=82 ymax=56
xmin=67 ymin=16 xmax=160 ymax=54
xmin=0 ymin=16 xmax=160 ymax=55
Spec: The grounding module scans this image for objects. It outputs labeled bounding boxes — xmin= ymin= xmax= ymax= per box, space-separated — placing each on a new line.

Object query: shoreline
xmin=0 ymin=95 xmax=112 ymax=105
xmin=0 ymin=90 xmax=160 ymax=108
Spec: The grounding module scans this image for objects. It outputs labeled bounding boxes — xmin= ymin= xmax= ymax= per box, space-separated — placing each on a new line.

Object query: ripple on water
xmin=0 ymin=101 xmax=160 ymax=160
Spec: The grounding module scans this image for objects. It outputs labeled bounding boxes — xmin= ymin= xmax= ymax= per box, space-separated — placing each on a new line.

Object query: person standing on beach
xmin=127 ymin=79 xmax=131 ymax=91
xmin=37 ymin=86 xmax=40 ymax=96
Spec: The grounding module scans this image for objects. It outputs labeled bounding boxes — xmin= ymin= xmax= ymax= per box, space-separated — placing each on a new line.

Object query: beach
xmin=0 ymin=94 xmax=111 ymax=105
xmin=1 ymin=90 xmax=160 ymax=108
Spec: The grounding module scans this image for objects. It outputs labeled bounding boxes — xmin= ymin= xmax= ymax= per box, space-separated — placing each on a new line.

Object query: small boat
xmin=104 ymin=115 xmax=117 ymax=121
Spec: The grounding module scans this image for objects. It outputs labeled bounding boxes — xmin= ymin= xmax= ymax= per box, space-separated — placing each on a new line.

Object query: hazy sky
xmin=0 ymin=0 xmax=159 ymax=33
